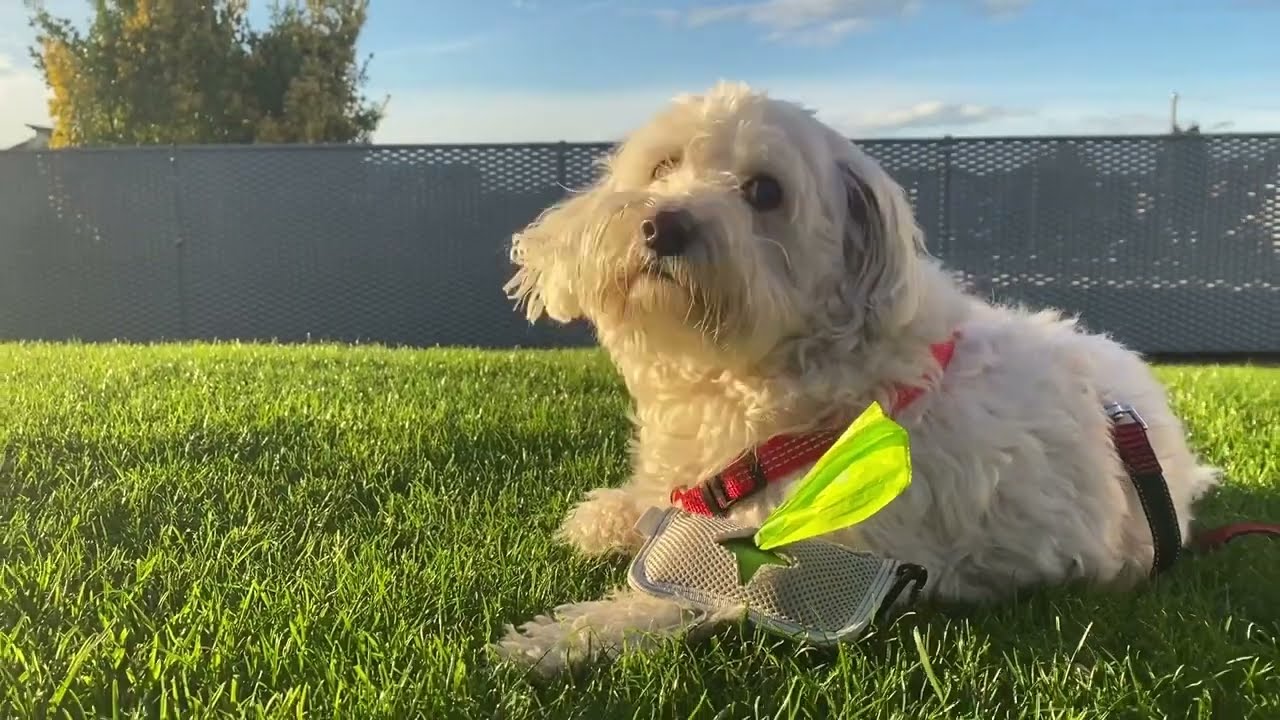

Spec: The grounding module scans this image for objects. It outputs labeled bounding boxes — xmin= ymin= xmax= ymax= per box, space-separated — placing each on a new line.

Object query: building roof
xmin=6 ymin=124 xmax=53 ymax=151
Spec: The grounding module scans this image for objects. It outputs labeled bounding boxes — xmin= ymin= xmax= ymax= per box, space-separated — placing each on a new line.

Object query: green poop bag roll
xmin=719 ymin=401 xmax=912 ymax=583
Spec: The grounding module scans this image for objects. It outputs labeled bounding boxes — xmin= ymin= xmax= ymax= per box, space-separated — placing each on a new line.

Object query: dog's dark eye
xmin=652 ymin=156 xmax=680 ymax=181
xmin=741 ymin=174 xmax=783 ymax=211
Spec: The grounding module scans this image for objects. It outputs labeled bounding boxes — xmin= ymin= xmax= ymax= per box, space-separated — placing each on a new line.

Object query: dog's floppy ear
xmin=504 ymin=192 xmax=592 ymax=324
xmin=836 ymin=158 xmax=925 ymax=333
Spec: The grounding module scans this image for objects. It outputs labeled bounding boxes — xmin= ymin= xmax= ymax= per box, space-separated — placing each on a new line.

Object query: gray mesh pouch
xmin=627 ymin=507 xmax=927 ymax=646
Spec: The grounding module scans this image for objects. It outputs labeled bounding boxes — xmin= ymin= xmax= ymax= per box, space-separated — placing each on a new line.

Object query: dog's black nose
xmin=640 ymin=208 xmax=696 ymax=257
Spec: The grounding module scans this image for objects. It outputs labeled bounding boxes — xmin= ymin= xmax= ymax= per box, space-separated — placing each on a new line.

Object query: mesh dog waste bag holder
xmin=627 ymin=506 xmax=927 ymax=645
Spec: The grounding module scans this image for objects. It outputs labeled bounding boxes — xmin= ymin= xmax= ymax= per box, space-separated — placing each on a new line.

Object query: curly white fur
xmin=492 ymin=81 xmax=1221 ymax=677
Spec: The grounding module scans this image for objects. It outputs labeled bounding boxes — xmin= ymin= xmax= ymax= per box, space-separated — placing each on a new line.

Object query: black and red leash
xmin=1191 ymin=522 xmax=1280 ymax=554
xmin=1107 ymin=401 xmax=1280 ymax=572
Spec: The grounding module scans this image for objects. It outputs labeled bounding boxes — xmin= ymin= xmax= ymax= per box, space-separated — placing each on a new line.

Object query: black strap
xmin=1107 ymin=403 xmax=1182 ymax=575
xmin=874 ymin=563 xmax=929 ymax=624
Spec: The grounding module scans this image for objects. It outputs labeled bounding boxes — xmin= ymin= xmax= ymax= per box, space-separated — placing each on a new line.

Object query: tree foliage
xmin=26 ymin=0 xmax=385 ymax=147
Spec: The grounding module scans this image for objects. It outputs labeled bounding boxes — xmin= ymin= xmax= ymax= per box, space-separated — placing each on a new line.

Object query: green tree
xmin=27 ymin=0 xmax=384 ymax=147
xmin=246 ymin=1 xmax=383 ymax=143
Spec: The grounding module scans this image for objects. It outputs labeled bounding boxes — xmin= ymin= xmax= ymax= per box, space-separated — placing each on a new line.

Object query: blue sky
xmin=3 ymin=0 xmax=1279 ymax=147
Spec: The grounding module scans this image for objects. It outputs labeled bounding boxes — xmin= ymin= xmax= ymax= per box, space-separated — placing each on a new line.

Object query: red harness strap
xmin=670 ymin=337 xmax=958 ymax=517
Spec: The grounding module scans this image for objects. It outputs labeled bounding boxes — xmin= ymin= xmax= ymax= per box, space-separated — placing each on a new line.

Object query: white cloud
xmin=837 ymin=100 xmax=1026 ymax=134
xmin=0 ymin=54 xmax=52 ymax=149
xmin=376 ymin=2 xmax=613 ymax=60
xmin=653 ymin=0 xmax=1030 ymax=43
xmin=370 ymin=80 xmax=1023 ymax=144
xmin=1073 ymin=112 xmax=1169 ymax=135
xmin=980 ymin=0 xmax=1031 ymax=17
xmin=768 ymin=16 xmax=872 ymax=45
xmin=686 ymin=0 xmax=915 ymax=28
xmin=8 ymin=43 xmax=1279 ymax=149
xmin=370 ymin=77 xmax=1280 ymax=145
xmin=945 ymin=101 xmax=1280 ymax=137
xmin=668 ymin=0 xmax=916 ymax=43
xmin=374 ymin=87 xmax=674 ymax=144
xmin=0 ymin=0 xmax=88 ymax=147
xmin=377 ymin=34 xmax=492 ymax=59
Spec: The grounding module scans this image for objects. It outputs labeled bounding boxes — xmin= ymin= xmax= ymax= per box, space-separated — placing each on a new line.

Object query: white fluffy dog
xmin=493 ymin=81 xmax=1220 ymax=676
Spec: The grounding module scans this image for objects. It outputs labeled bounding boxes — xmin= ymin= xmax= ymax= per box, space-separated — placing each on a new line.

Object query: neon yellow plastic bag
xmin=718 ymin=401 xmax=912 ymax=582
xmin=756 ymin=401 xmax=911 ymax=550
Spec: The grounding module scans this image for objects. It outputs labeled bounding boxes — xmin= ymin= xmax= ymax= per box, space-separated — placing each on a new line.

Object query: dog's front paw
xmin=490 ymin=590 xmax=703 ymax=678
xmin=489 ymin=612 xmax=614 ymax=678
xmin=556 ymin=487 xmax=648 ymax=557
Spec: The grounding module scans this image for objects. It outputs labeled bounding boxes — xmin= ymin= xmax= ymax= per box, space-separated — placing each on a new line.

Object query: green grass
xmin=0 ymin=342 xmax=1277 ymax=719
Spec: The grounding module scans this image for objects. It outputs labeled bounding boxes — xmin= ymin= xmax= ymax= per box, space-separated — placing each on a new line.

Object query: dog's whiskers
xmin=761 ymin=235 xmax=794 ymax=273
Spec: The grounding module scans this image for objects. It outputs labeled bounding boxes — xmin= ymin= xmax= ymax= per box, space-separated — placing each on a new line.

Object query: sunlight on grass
xmin=0 ymin=343 xmax=1276 ymax=718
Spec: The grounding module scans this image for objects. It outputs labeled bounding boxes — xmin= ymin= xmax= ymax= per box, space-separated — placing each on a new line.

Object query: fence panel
xmin=0 ymin=148 xmax=185 ymax=342
xmin=937 ymin=135 xmax=1279 ymax=353
xmin=1 ymin=135 xmax=1276 ymax=354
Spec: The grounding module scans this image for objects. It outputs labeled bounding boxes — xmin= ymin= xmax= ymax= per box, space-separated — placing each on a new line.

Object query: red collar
xmin=671 ymin=335 xmax=958 ymax=517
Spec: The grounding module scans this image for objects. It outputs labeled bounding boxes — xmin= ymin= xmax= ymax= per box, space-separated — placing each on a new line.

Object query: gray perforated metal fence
xmin=1 ymin=135 xmax=1277 ymax=355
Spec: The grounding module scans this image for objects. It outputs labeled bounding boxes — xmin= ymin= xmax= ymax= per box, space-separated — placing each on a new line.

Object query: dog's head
xmin=505 ymin=81 xmax=927 ymax=367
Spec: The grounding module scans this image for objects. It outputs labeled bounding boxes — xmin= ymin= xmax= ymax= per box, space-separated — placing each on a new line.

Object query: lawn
xmin=0 ymin=342 xmax=1277 ymax=719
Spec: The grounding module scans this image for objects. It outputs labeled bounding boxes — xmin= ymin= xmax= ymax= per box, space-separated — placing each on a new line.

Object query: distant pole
xmin=1170 ymin=92 xmax=1180 ymax=133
